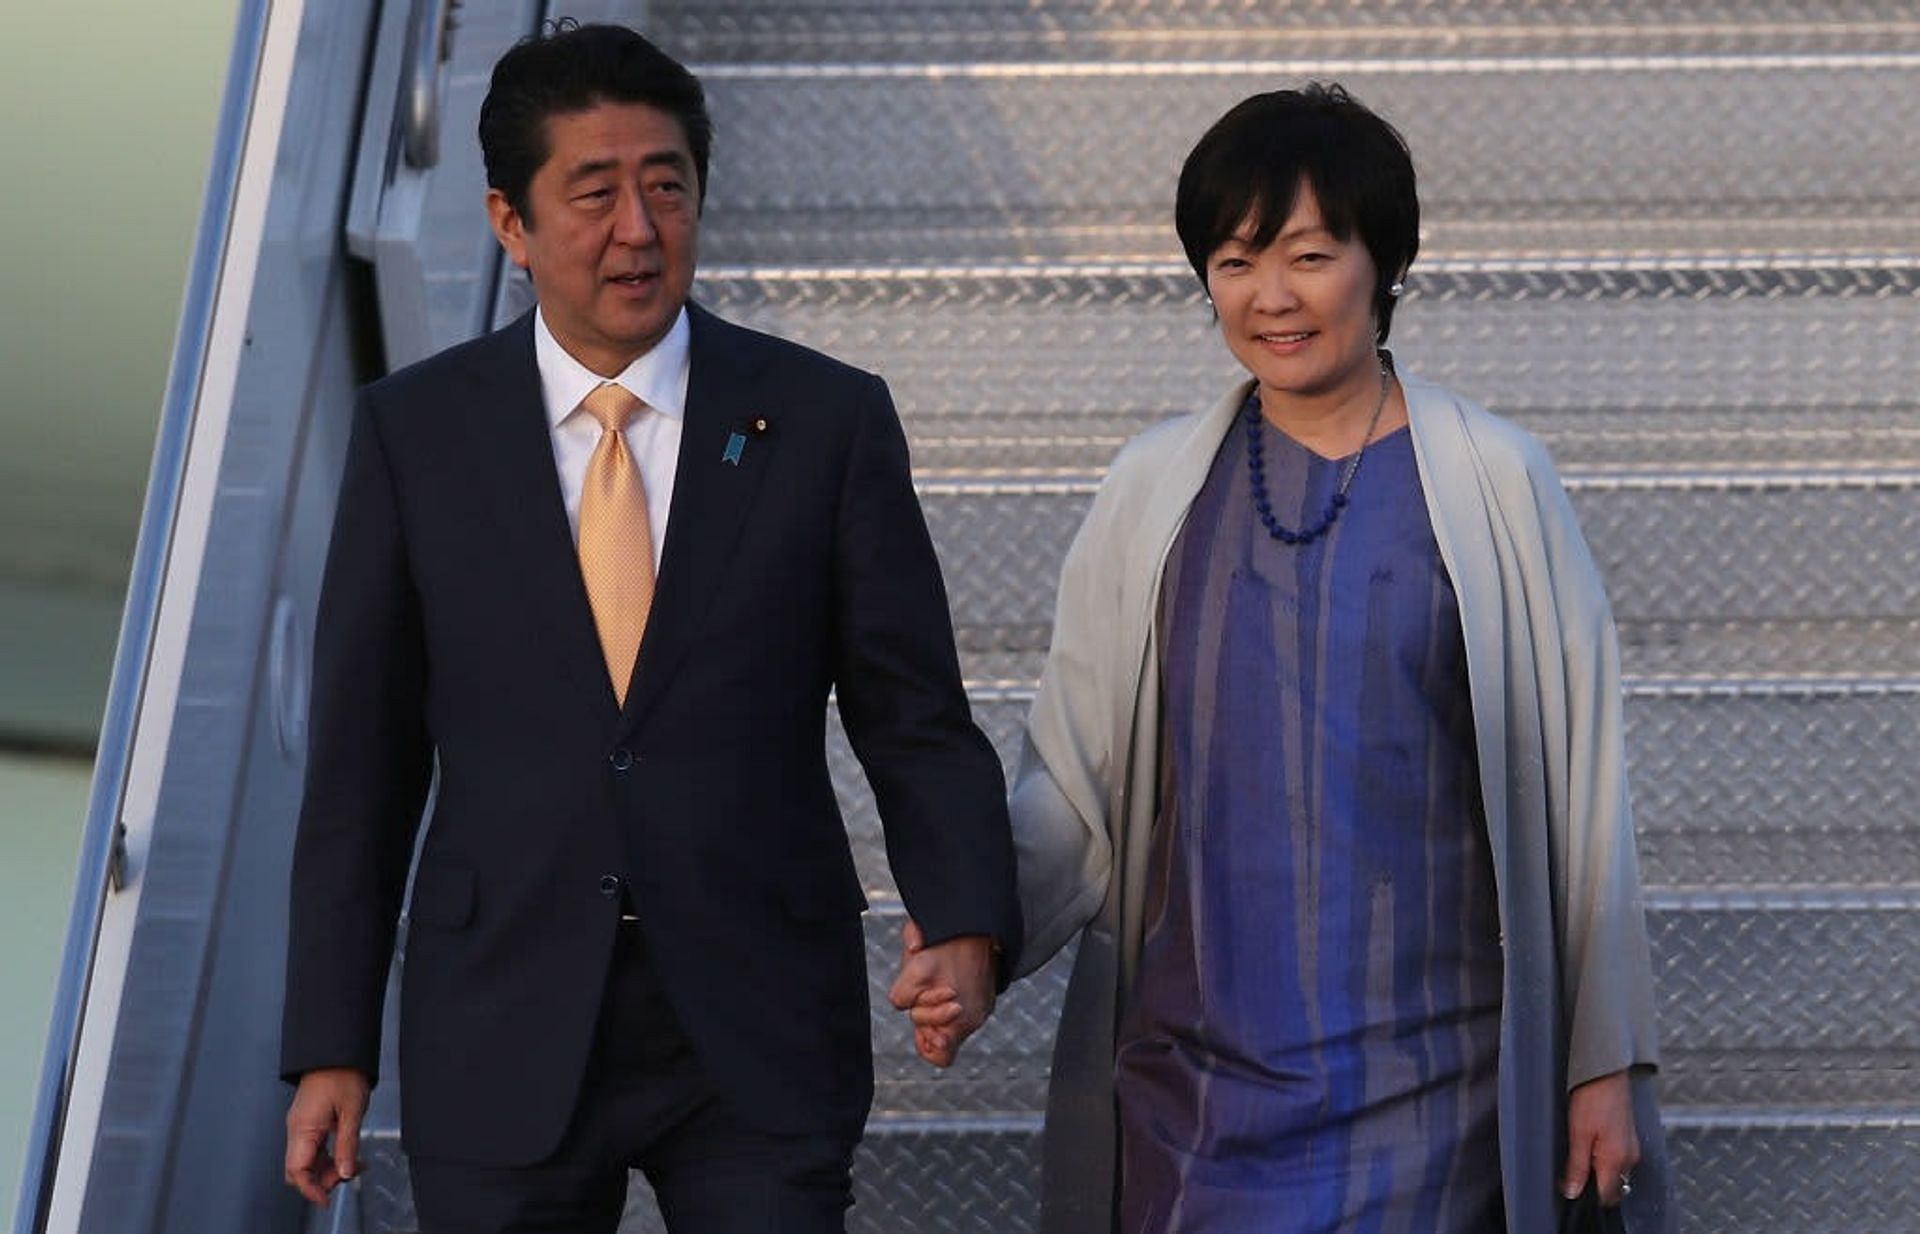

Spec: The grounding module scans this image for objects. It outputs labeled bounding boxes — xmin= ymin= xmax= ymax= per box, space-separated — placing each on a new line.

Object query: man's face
xmin=487 ymin=101 xmax=700 ymax=376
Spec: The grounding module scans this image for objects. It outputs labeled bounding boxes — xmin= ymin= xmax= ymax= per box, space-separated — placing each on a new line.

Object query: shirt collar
xmin=534 ymin=305 xmax=692 ymax=429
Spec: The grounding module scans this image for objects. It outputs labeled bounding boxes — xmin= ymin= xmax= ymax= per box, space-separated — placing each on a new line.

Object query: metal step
xmin=1610 ymin=619 xmax=1920 ymax=680
xmin=1666 ymin=1111 xmax=1920 ymax=1233
xmin=830 ymin=679 xmax=1920 ymax=898
xmin=351 ymin=1118 xmax=1050 ymax=1234
xmin=345 ymin=697 xmax=1920 ymax=1228
xmin=685 ymin=263 xmax=1920 ymax=476
xmin=855 ymin=896 xmax=1920 ymax=1111
xmin=945 ymin=619 xmax=1920 ymax=688
xmin=677 ymin=61 xmax=1920 ymax=264
xmin=896 ymin=402 xmax=1920 ymax=484
xmin=905 ymin=474 xmax=1920 ymax=659
xmin=653 ymin=0 xmax=1920 ymax=64
xmin=345 ymin=1092 xmax=1920 ymax=1234
xmin=698 ymin=204 xmax=1920 ymax=265
xmin=319 ymin=886 xmax=1920 ymax=1228
xmin=1628 ymin=681 xmax=1920 ymax=887
xmin=1644 ymin=890 xmax=1920 ymax=1105
xmin=853 ymin=1112 xmax=1920 ymax=1234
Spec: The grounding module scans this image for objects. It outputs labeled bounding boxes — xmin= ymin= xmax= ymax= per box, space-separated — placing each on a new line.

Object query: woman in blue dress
xmin=942 ymin=85 xmax=1668 ymax=1233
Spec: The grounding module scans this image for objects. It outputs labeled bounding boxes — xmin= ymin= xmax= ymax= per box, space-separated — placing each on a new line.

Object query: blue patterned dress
xmin=1114 ymin=396 xmax=1506 ymax=1234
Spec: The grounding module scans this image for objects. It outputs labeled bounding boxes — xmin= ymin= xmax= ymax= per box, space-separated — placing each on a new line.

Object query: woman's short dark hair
xmin=479 ymin=21 xmax=712 ymax=225
xmin=1175 ymin=84 xmax=1419 ymax=343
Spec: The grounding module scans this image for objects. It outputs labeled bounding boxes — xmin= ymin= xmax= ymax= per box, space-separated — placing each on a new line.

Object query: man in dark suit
xmin=280 ymin=24 xmax=1019 ymax=1232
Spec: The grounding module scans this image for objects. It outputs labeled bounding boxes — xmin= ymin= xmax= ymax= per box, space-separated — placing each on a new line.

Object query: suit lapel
xmin=462 ymin=314 xmax=620 ymax=715
xmin=617 ymin=303 xmax=778 ymax=735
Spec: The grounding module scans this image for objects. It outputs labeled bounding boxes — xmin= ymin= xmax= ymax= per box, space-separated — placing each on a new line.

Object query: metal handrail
xmin=9 ymin=2 xmax=273 ymax=1231
xmin=402 ymin=0 xmax=453 ymax=169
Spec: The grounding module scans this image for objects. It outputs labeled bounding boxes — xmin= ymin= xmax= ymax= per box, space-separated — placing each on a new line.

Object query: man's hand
xmin=886 ymin=918 xmax=997 ymax=1068
xmin=1563 ymin=1069 xmax=1640 ymax=1207
xmin=284 ymin=1067 xmax=370 ymax=1206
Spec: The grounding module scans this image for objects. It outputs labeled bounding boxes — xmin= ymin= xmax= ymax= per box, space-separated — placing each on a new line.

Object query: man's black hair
xmin=479 ymin=21 xmax=712 ymax=225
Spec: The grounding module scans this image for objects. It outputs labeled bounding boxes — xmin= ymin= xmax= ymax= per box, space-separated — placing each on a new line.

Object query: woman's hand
xmin=1563 ymin=1069 xmax=1640 ymax=1206
xmin=888 ymin=917 xmax=998 ymax=1067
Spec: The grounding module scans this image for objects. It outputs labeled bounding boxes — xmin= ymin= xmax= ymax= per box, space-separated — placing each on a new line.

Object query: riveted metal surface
xmin=685 ymin=69 xmax=1920 ymax=233
xmin=656 ymin=0 xmax=1920 ymax=65
xmin=690 ymin=266 xmax=1920 ymax=478
xmin=832 ymin=682 xmax=1920 ymax=901
xmin=899 ymin=479 xmax=1920 ymax=658
xmin=353 ymin=1115 xmax=1920 ymax=1234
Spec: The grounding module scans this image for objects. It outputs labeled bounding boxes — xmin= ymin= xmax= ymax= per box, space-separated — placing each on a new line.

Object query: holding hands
xmin=887 ymin=918 xmax=997 ymax=1067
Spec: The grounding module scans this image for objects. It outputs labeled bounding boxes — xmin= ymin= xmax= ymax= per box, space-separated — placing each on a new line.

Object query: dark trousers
xmin=409 ymin=922 xmax=858 ymax=1234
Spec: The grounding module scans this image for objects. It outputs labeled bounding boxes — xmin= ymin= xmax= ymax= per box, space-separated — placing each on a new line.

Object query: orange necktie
xmin=576 ymin=383 xmax=655 ymax=704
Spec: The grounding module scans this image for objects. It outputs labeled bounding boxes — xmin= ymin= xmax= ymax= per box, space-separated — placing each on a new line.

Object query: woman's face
xmin=1205 ymin=183 xmax=1383 ymax=407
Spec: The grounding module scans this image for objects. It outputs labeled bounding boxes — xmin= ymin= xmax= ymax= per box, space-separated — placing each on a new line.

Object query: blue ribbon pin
xmin=722 ymin=431 xmax=746 ymax=466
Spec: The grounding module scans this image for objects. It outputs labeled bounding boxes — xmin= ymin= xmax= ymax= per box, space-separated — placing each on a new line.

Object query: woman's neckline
xmin=1257 ymin=413 xmax=1411 ymax=464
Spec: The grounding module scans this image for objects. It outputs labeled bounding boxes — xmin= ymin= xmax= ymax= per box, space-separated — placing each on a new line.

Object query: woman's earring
xmin=1387 ymin=280 xmax=1406 ymax=298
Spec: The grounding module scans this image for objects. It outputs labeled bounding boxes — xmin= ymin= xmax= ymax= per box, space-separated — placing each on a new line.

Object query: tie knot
xmin=581 ymin=382 xmax=643 ymax=434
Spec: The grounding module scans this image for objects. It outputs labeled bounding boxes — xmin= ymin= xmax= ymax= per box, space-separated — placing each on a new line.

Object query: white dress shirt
xmin=535 ymin=306 xmax=691 ymax=571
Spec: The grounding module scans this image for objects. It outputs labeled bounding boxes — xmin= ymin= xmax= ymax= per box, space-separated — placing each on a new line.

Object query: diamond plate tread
xmin=1665 ymin=1118 xmax=1920 ymax=1233
xmin=350 ymin=1121 xmax=1049 ymax=1234
xmin=1497 ymin=407 xmax=1920 ymax=475
xmin=695 ymin=204 xmax=1920 ymax=267
xmin=681 ymin=67 xmax=1920 ymax=232
xmin=909 ymin=481 xmax=1920 ymax=655
xmin=350 ymin=1135 xmax=671 ymax=1234
xmin=654 ymin=0 xmax=1920 ymax=65
xmin=831 ymin=683 xmax=1920 ymax=899
xmin=689 ymin=267 xmax=1920 ymax=477
xmin=853 ymin=899 xmax=1920 ymax=1113
xmin=336 ymin=898 xmax=1920 ymax=1147
xmin=1428 ymin=214 xmax=1920 ymax=266
xmin=902 ymin=404 xmax=1920 ymax=479
xmin=345 ymin=1086 xmax=1920 ymax=1234
xmin=843 ymin=1116 xmax=1920 ymax=1234
xmin=1628 ymin=687 xmax=1920 ymax=887
xmin=958 ymin=618 xmax=1920 ymax=684
xmin=1644 ymin=899 xmax=1920 ymax=1055
xmin=1660 ymin=1049 xmax=1920 ymax=1106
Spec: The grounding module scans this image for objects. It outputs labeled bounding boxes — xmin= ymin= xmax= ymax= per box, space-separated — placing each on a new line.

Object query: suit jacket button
xmin=599 ymin=875 xmax=621 ymax=898
xmin=609 ymin=748 xmax=634 ymax=771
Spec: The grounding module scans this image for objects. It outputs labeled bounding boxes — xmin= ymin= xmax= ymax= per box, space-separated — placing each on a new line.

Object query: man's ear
xmin=485 ymin=188 xmax=530 ymax=268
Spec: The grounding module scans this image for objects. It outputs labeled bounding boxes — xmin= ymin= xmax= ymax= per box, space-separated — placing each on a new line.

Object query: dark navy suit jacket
xmin=280 ymin=304 xmax=1020 ymax=1166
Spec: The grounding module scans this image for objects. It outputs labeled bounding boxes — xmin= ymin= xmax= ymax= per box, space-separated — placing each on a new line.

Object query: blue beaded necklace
xmin=1245 ymin=353 xmax=1394 ymax=546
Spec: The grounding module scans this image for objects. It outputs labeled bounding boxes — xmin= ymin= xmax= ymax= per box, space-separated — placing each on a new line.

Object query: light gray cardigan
xmin=1010 ymin=372 xmax=1669 ymax=1234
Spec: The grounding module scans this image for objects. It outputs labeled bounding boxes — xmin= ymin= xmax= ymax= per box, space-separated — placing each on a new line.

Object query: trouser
xmin=409 ymin=920 xmax=858 ymax=1234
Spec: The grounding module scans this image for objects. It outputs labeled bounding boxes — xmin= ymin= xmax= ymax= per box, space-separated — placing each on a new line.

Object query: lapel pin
xmin=753 ymin=417 xmax=770 ymax=434
xmin=722 ymin=431 xmax=747 ymax=466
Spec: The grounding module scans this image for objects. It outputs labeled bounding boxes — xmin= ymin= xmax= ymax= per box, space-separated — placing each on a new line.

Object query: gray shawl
xmin=1010 ymin=372 xmax=1669 ymax=1233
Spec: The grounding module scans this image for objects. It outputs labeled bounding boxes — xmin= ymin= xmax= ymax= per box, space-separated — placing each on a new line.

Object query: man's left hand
xmin=887 ymin=919 xmax=997 ymax=1068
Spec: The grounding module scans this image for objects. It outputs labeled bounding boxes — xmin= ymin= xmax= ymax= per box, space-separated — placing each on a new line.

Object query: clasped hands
xmin=886 ymin=918 xmax=998 ymax=1067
